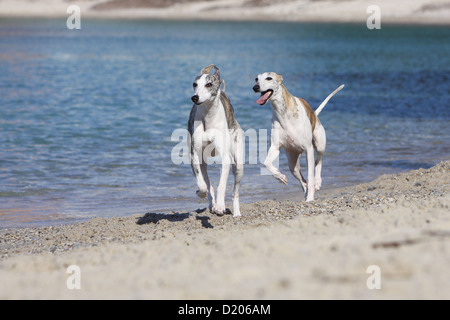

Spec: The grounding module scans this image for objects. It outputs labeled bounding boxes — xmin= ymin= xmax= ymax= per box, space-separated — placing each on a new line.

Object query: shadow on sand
xmin=136 ymin=209 xmax=214 ymax=229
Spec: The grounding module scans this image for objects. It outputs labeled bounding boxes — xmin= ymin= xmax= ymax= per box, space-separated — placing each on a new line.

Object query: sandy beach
xmin=0 ymin=161 xmax=449 ymax=299
xmin=0 ymin=0 xmax=449 ymax=25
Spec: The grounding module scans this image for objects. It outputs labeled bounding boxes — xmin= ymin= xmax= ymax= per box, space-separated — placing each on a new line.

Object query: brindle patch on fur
xmin=187 ymin=104 xmax=198 ymax=168
xmin=220 ymin=91 xmax=238 ymax=130
xmin=298 ymin=97 xmax=317 ymax=131
xmin=281 ymin=84 xmax=299 ymax=118
xmin=187 ymin=104 xmax=197 ymax=136
xmin=206 ymin=74 xmax=221 ymax=97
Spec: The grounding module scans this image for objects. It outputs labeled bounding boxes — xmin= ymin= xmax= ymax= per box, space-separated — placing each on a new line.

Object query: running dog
xmin=253 ymin=72 xmax=344 ymax=201
xmin=188 ymin=65 xmax=244 ymax=217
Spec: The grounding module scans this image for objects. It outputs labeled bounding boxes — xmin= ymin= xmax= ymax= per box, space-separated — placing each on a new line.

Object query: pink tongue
xmin=257 ymin=91 xmax=271 ymax=105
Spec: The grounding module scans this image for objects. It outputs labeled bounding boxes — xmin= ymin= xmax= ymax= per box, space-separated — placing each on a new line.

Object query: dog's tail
xmin=315 ymin=84 xmax=345 ymax=116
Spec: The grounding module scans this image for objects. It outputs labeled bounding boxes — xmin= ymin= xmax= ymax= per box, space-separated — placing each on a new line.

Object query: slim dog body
xmin=188 ymin=65 xmax=244 ymax=217
xmin=253 ymin=72 xmax=344 ymax=202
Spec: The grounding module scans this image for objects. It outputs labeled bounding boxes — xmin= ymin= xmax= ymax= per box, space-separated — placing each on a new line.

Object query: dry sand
xmin=0 ymin=161 xmax=449 ymax=299
xmin=0 ymin=0 xmax=449 ymax=25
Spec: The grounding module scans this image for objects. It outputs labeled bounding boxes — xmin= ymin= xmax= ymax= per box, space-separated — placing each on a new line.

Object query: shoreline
xmin=1 ymin=0 xmax=450 ymax=26
xmin=2 ymin=15 xmax=450 ymax=28
xmin=0 ymin=161 xmax=449 ymax=299
xmin=0 ymin=160 xmax=439 ymax=230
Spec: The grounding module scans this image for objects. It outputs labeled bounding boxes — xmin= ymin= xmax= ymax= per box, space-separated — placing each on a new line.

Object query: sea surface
xmin=0 ymin=18 xmax=449 ymax=228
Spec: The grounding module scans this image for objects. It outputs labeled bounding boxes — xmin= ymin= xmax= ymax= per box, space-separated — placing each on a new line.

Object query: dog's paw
xmin=212 ymin=203 xmax=226 ymax=216
xmin=213 ymin=209 xmax=225 ymax=216
xmin=232 ymin=203 xmax=241 ymax=218
xmin=301 ymin=182 xmax=308 ymax=192
xmin=274 ymin=172 xmax=288 ymax=185
xmin=196 ymin=189 xmax=208 ymax=198
xmin=305 ymin=191 xmax=315 ymax=202
xmin=315 ymin=179 xmax=322 ymax=191
xmin=208 ymin=201 xmax=215 ymax=213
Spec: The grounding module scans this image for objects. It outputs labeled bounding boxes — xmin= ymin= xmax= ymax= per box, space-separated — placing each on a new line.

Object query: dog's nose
xmin=253 ymin=84 xmax=260 ymax=92
xmin=191 ymin=95 xmax=199 ymax=104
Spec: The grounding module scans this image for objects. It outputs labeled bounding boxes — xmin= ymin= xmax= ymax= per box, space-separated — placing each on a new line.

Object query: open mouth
xmin=256 ymin=90 xmax=273 ymax=106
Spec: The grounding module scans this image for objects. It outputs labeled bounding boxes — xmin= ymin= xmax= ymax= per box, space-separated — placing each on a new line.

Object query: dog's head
xmin=253 ymin=72 xmax=284 ymax=105
xmin=191 ymin=64 xmax=221 ymax=105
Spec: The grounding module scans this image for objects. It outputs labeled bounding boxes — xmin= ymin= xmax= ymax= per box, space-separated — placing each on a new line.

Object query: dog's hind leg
xmin=313 ymin=125 xmax=326 ymax=191
xmin=305 ymin=146 xmax=316 ymax=202
xmin=231 ymin=130 xmax=244 ymax=217
xmin=232 ymin=162 xmax=243 ymax=217
xmin=286 ymin=151 xmax=307 ymax=194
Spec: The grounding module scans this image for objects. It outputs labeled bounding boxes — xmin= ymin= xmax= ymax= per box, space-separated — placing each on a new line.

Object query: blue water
xmin=0 ymin=19 xmax=449 ymax=228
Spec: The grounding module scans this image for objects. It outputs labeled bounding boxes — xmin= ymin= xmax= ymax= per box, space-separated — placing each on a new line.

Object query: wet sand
xmin=0 ymin=161 xmax=449 ymax=299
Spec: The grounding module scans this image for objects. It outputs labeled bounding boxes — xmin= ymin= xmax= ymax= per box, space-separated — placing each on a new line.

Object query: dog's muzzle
xmin=253 ymin=84 xmax=273 ymax=106
xmin=191 ymin=95 xmax=200 ymax=104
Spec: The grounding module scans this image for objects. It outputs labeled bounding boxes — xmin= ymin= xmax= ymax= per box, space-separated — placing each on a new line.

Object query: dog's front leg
xmin=191 ymin=133 xmax=208 ymax=199
xmin=213 ymin=132 xmax=231 ymax=216
xmin=214 ymin=158 xmax=230 ymax=216
xmin=264 ymin=144 xmax=287 ymax=185
xmin=200 ymin=162 xmax=215 ymax=212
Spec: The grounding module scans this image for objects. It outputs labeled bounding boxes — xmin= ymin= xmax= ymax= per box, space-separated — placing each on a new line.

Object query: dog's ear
xmin=201 ymin=64 xmax=214 ymax=74
xmin=201 ymin=64 xmax=220 ymax=80
xmin=275 ymin=74 xmax=283 ymax=83
xmin=213 ymin=65 xmax=220 ymax=80
xmin=201 ymin=64 xmax=217 ymax=75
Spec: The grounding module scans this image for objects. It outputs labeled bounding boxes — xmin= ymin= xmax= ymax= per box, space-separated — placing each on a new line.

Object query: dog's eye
xmin=193 ymin=83 xmax=197 ymax=88
xmin=255 ymin=78 xmax=258 ymax=82
xmin=205 ymin=83 xmax=213 ymax=88
xmin=266 ymin=77 xmax=273 ymax=81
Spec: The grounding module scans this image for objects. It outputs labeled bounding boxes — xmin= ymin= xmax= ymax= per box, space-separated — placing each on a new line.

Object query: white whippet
xmin=253 ymin=72 xmax=344 ymax=202
xmin=188 ymin=65 xmax=244 ymax=217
